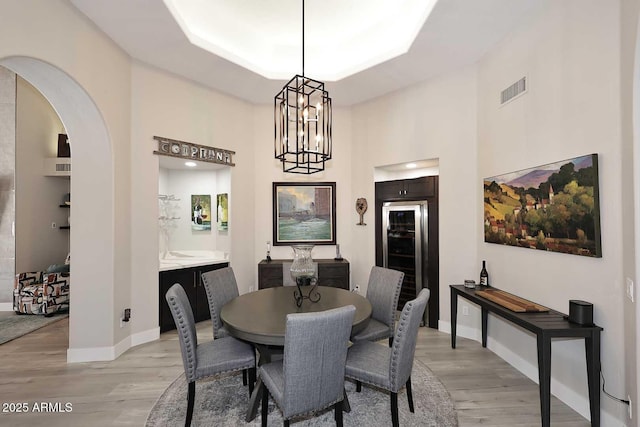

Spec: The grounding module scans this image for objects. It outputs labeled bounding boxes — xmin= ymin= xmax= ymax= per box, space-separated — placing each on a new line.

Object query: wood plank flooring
xmin=0 ymin=318 xmax=590 ymax=426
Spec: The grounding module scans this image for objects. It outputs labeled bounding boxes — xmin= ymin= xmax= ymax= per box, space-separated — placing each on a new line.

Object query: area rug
xmin=0 ymin=311 xmax=68 ymax=345
xmin=146 ymin=359 xmax=458 ymax=426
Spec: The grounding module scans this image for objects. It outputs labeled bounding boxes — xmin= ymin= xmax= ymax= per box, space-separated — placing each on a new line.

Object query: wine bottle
xmin=479 ymin=260 xmax=489 ymax=286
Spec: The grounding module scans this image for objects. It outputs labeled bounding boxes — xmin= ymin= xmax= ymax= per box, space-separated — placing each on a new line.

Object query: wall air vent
xmin=500 ymin=76 xmax=527 ymax=106
xmin=43 ymin=157 xmax=71 ymax=177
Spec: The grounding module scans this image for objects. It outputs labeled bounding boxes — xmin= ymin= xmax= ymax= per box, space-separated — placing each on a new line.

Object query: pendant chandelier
xmin=274 ymin=0 xmax=332 ymax=174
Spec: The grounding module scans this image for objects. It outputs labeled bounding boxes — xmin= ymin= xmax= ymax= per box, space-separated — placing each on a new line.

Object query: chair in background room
xmin=13 ymin=270 xmax=70 ymax=316
xmin=345 ymin=289 xmax=430 ymax=427
xmin=259 ymin=305 xmax=356 ymax=427
xmin=165 ymin=284 xmax=256 ymax=427
xmin=350 ymin=266 xmax=404 ymax=346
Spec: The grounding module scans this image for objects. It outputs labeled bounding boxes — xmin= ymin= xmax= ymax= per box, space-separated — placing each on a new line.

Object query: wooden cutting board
xmin=475 ymin=288 xmax=549 ymax=312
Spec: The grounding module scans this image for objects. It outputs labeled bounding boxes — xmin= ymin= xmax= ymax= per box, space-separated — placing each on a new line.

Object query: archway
xmin=0 ymin=56 xmax=116 ymax=362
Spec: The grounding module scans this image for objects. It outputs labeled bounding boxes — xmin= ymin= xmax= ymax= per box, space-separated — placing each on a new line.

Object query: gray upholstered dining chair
xmin=259 ymin=305 xmax=356 ymax=427
xmin=201 ymin=266 xmax=249 ymax=386
xmin=201 ymin=266 xmax=239 ymax=339
xmin=165 ymin=283 xmax=256 ymax=427
xmin=350 ymin=266 xmax=404 ymax=347
xmin=345 ymin=288 xmax=430 ymax=427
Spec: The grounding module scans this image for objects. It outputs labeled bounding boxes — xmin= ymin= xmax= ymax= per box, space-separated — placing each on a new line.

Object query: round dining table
xmin=220 ymin=285 xmax=372 ymax=421
xmin=220 ymin=285 xmax=372 ymax=346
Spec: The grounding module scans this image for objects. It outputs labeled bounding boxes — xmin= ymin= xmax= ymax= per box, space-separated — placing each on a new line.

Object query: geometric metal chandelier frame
xmin=274 ymin=0 xmax=332 ymax=174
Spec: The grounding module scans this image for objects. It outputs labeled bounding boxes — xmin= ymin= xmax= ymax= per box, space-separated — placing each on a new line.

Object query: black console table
xmin=450 ymin=285 xmax=603 ymax=427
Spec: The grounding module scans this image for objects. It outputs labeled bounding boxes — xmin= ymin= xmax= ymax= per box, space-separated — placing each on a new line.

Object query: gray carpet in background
xmin=0 ymin=311 xmax=68 ymax=345
xmin=146 ymin=359 xmax=458 ymax=427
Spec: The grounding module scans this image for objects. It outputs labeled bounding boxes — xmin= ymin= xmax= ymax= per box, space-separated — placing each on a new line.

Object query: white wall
xmin=251 ymin=104 xmax=354 ymax=288
xmin=130 ymin=62 xmax=254 ymax=339
xmin=15 ymin=76 xmax=69 ymax=273
xmin=620 ymin=0 xmax=640 ymax=424
xmin=350 ymin=67 xmax=479 ymax=312
xmin=1 ymin=0 xmax=132 ymax=361
xmin=158 ymin=167 xmax=231 ymax=253
xmin=0 ymin=67 xmax=15 ymax=305
xmin=476 ymin=1 xmax=623 ymax=423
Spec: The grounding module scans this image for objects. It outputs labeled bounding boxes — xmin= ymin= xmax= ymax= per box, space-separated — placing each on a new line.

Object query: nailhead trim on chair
xmin=168 ymin=297 xmax=197 ymax=382
xmin=386 ymin=273 xmax=404 ymax=336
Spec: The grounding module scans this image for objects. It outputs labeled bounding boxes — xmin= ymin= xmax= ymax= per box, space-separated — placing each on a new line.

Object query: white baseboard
xmin=67 ymin=328 xmax=160 ymax=363
xmin=67 ymin=346 xmax=118 ymax=363
xmin=0 ymin=303 xmax=13 ymax=311
xmin=131 ymin=327 xmax=159 ymax=347
xmin=438 ymin=320 xmax=481 ymax=342
xmin=438 ymin=321 xmax=620 ymax=425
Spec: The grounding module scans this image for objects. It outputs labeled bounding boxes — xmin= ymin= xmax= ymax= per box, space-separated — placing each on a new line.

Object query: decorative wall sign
xmin=153 ymin=136 xmax=235 ymax=166
xmin=483 ymin=154 xmax=601 ymax=257
xmin=191 ymin=194 xmax=211 ymax=231
xmin=216 ymin=193 xmax=228 ymax=231
xmin=273 ymin=182 xmax=336 ymax=246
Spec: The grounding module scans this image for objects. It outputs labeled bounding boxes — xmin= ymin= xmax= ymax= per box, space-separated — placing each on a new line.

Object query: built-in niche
xmin=158 ymin=158 xmax=231 ymax=258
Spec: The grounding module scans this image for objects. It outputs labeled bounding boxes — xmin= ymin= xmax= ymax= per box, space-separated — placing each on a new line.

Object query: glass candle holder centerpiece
xmin=290 ymin=245 xmax=320 ymax=306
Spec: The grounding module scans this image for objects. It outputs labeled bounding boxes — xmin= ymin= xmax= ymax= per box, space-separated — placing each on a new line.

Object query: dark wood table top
xmin=450 ymin=285 xmax=602 ymax=335
xmin=220 ymin=286 xmax=372 ymax=346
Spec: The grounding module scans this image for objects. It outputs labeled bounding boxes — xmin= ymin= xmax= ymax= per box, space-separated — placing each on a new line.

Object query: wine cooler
xmin=382 ymin=201 xmax=428 ymax=313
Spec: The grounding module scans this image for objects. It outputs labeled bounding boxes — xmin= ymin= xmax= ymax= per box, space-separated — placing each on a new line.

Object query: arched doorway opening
xmin=0 ymin=56 xmax=116 ymax=362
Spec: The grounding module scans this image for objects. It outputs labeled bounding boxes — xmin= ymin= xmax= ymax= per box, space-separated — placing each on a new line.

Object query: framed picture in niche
xmin=272 ymin=182 xmax=336 ymax=245
xmin=217 ymin=193 xmax=228 ymax=231
xmin=483 ymin=154 xmax=601 ymax=257
xmin=191 ymin=194 xmax=211 ymax=231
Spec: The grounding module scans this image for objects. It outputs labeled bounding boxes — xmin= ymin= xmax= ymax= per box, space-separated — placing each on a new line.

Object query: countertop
xmin=159 ymin=250 xmax=228 ymax=271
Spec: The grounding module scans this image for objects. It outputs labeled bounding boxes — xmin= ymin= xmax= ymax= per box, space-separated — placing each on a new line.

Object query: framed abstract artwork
xmin=272 ymin=182 xmax=336 ymax=246
xmin=483 ymin=154 xmax=601 ymax=257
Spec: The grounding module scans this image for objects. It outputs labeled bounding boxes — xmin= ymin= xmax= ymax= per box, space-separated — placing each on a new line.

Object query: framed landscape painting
xmin=483 ymin=154 xmax=601 ymax=257
xmin=273 ymin=182 xmax=336 ymax=246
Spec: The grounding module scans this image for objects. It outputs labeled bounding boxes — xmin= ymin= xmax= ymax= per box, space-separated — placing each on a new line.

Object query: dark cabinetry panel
xmin=258 ymin=259 xmax=350 ymax=290
xmin=159 ymin=262 xmax=229 ymax=332
xmin=375 ymin=176 xmax=436 ymax=201
xmin=375 ymin=175 xmax=439 ymax=328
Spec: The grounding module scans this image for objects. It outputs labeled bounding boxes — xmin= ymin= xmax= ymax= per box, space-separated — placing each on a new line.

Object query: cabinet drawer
xmin=260 ymin=264 xmax=282 ymax=279
xmin=319 ymin=264 xmax=348 ymax=278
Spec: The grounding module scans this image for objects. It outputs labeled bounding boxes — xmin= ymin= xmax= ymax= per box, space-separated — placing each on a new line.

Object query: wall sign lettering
xmin=153 ymin=135 xmax=235 ymax=167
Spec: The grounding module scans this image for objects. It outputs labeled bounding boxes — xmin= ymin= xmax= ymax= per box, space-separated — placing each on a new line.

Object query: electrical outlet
xmin=462 ymin=305 xmax=469 ymax=316
xmin=627 ymin=278 xmax=635 ymax=303
xmin=51 ymin=222 xmax=57 ymax=229
xmin=120 ymin=308 xmax=131 ymax=328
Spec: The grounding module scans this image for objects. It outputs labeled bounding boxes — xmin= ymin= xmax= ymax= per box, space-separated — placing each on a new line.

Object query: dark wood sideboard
xmin=258 ymin=259 xmax=350 ymax=290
